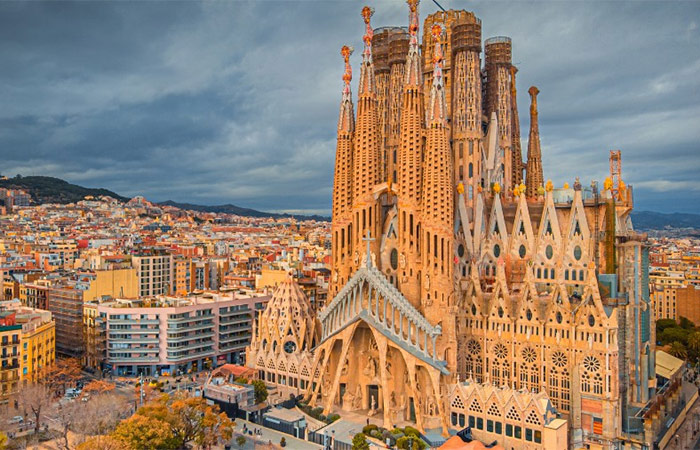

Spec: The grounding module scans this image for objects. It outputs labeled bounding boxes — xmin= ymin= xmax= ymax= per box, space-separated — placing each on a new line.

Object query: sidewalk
xmin=231 ymin=419 xmax=322 ymax=450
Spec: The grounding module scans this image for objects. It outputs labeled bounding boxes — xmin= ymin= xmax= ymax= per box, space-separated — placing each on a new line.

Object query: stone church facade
xmin=248 ymin=2 xmax=658 ymax=448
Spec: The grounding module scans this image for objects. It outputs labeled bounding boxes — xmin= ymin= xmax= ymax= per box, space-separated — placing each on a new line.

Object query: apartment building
xmin=132 ymin=250 xmax=174 ymax=297
xmin=96 ymin=290 xmax=269 ymax=376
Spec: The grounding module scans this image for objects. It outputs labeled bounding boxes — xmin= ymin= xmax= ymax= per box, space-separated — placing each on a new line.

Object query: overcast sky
xmin=0 ymin=1 xmax=698 ymax=215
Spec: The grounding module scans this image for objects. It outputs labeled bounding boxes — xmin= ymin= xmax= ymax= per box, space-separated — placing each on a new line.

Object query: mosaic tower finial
xmin=427 ymin=23 xmax=446 ymax=125
xmin=358 ymin=6 xmax=375 ymax=95
xmin=338 ymin=46 xmax=355 ymax=133
xmin=404 ymin=0 xmax=421 ymax=86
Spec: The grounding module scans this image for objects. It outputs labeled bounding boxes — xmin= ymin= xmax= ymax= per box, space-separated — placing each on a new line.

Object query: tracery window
xmin=465 ymin=340 xmax=483 ymax=382
xmin=548 ymin=352 xmax=570 ymax=412
xmin=491 ymin=343 xmax=510 ymax=386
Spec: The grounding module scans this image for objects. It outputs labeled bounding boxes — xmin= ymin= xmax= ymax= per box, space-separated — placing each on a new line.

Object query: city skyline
xmin=0 ymin=1 xmax=698 ymax=215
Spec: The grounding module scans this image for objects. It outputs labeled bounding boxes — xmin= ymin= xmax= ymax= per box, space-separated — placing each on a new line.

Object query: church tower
xmin=510 ymin=65 xmax=524 ymax=187
xmin=351 ymin=6 xmax=382 ymax=270
xmin=525 ymin=86 xmax=544 ymax=197
xmin=421 ymin=23 xmax=457 ymax=369
xmin=330 ymin=45 xmax=355 ymax=297
xmin=396 ymin=0 xmax=425 ymax=307
xmin=484 ymin=37 xmax=513 ymax=192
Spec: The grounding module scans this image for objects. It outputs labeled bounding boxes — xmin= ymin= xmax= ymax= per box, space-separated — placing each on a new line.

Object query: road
xmin=664 ymin=394 xmax=700 ymax=450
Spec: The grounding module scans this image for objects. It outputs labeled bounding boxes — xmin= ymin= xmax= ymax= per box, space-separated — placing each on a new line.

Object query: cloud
xmin=0 ymin=1 xmax=698 ymax=214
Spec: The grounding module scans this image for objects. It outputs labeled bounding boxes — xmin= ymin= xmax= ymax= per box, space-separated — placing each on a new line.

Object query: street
xmin=664 ymin=394 xmax=700 ymax=450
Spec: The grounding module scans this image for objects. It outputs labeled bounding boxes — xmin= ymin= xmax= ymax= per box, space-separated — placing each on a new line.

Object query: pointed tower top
xmin=529 ymin=86 xmax=540 ymax=117
xmin=427 ymin=23 xmax=447 ymax=126
xmin=357 ymin=6 xmax=375 ymax=96
xmin=338 ymin=45 xmax=355 ymax=133
xmin=404 ymin=0 xmax=421 ymax=86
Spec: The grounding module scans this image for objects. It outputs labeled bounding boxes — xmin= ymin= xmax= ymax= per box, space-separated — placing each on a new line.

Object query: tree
xmin=169 ymin=394 xmax=234 ymax=448
xmin=81 ymin=393 xmax=131 ymax=437
xmin=76 ymin=435 xmax=126 ymax=450
xmin=397 ymin=435 xmax=428 ymax=450
xmin=657 ymin=318 xmax=679 ymax=334
xmin=280 ymin=436 xmax=287 ymax=447
xmin=0 ymin=431 xmax=7 ymax=450
xmin=661 ymin=327 xmax=690 ymax=345
xmin=82 ymin=380 xmax=115 ymax=396
xmin=352 ymin=433 xmax=370 ymax=450
xmin=14 ymin=382 xmax=54 ymax=435
xmin=131 ymin=392 xmax=234 ymax=448
xmin=53 ymin=397 xmax=87 ymax=450
xmin=669 ymin=341 xmax=688 ymax=360
xmin=236 ymin=435 xmax=247 ymax=448
xmin=112 ymin=414 xmax=180 ymax=450
xmin=680 ymin=316 xmax=696 ymax=330
xmin=688 ymin=332 xmax=700 ymax=357
xmin=251 ymin=379 xmax=268 ymax=404
xmin=42 ymin=358 xmax=82 ymax=395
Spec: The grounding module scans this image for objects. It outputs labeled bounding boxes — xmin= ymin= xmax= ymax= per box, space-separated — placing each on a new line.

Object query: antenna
xmin=431 ymin=0 xmax=446 ymax=12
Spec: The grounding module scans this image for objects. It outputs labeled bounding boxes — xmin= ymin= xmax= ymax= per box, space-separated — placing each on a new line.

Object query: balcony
xmin=109 ymin=318 xmax=160 ymax=325
xmin=219 ymin=316 xmax=251 ymax=325
xmin=167 ymin=323 xmax=213 ymax=333
xmin=108 ymin=328 xmax=159 ymax=335
xmin=167 ymin=331 xmax=215 ymax=343
xmin=167 ymin=340 xmax=214 ymax=352
xmin=166 ymin=349 xmax=215 ymax=361
xmin=108 ymin=356 xmax=160 ymax=363
xmin=167 ymin=313 xmax=214 ymax=324
xmin=219 ymin=309 xmax=250 ymax=318
xmin=109 ymin=337 xmax=160 ymax=344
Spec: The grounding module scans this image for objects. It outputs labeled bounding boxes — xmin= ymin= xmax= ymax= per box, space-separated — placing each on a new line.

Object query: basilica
xmin=247 ymin=2 xmax=667 ymax=449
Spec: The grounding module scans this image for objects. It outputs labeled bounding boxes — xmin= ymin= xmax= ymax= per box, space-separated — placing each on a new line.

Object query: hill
xmin=158 ymin=200 xmax=329 ymax=222
xmin=0 ymin=175 xmax=128 ymax=204
xmin=630 ymin=211 xmax=700 ymax=230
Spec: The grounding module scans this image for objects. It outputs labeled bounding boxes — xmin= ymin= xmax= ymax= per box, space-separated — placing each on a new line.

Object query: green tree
xmin=397 ymin=435 xmax=428 ymax=450
xmin=251 ymin=379 xmax=268 ymax=404
xmin=0 ymin=431 xmax=7 ymax=450
xmin=669 ymin=341 xmax=689 ymax=360
xmin=352 ymin=433 xmax=370 ymax=450
xmin=112 ymin=414 xmax=180 ymax=449
xmin=680 ymin=316 xmax=696 ymax=330
xmin=236 ymin=435 xmax=247 ymax=448
xmin=661 ymin=327 xmax=690 ymax=345
xmin=657 ymin=318 xmax=678 ymax=334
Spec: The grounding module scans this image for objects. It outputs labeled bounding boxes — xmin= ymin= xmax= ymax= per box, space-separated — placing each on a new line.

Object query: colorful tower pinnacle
xmin=404 ymin=0 xmax=421 ymax=86
xmin=396 ymin=0 xmax=424 ymax=307
xmin=525 ymin=86 xmax=543 ymax=198
xmin=510 ymin=65 xmax=524 ymax=187
xmin=351 ymin=6 xmax=381 ymax=272
xmin=331 ymin=45 xmax=355 ymax=296
xmin=421 ymin=22 xmax=456 ymax=371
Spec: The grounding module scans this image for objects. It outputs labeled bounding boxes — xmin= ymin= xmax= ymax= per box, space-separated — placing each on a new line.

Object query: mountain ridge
xmin=3 ymin=175 xmax=696 ymax=227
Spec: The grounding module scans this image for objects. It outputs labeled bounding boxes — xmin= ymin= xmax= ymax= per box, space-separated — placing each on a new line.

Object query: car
xmin=8 ymin=416 xmax=24 ymax=425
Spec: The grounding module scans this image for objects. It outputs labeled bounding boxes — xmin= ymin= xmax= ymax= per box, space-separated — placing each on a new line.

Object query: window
xmin=469 ymin=416 xmax=475 ymax=428
xmin=459 ymin=414 xmax=465 ymax=427
xmin=495 ymin=422 xmax=502 ymax=434
xmin=476 ymin=418 xmax=483 ymax=430
xmin=515 ymin=426 xmax=522 ymax=439
xmin=505 ymin=424 xmax=513 ymax=437
xmin=534 ymin=430 xmax=542 ymax=443
xmin=526 ymin=428 xmax=533 ymax=442
xmin=487 ymin=419 xmax=493 ymax=432
xmin=451 ymin=412 xmax=458 ymax=426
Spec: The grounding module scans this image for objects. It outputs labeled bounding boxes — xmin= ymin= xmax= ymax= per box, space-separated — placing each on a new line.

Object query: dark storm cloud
xmin=0 ymin=1 xmax=698 ymax=214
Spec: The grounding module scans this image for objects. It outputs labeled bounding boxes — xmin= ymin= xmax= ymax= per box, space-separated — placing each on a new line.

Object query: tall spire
xmin=338 ymin=45 xmax=354 ymax=133
xmin=510 ymin=65 xmax=523 ymax=187
xmin=358 ymin=6 xmax=375 ymax=96
xmin=427 ymin=24 xmax=446 ymax=126
xmin=404 ymin=0 xmax=421 ymax=86
xmin=525 ymin=86 xmax=543 ymax=198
